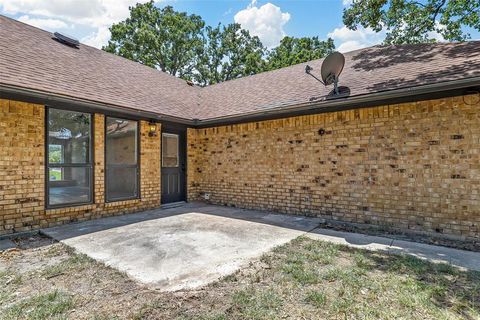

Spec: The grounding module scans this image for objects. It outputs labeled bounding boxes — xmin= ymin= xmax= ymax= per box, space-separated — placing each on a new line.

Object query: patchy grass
xmin=230 ymin=288 xmax=283 ymax=319
xmin=160 ymin=236 xmax=480 ymax=320
xmin=1 ymin=235 xmax=479 ymax=319
xmin=2 ymin=290 xmax=74 ymax=320
xmin=41 ymin=252 xmax=93 ymax=279
xmin=305 ymin=290 xmax=326 ymax=307
xmin=0 ymin=270 xmax=22 ymax=284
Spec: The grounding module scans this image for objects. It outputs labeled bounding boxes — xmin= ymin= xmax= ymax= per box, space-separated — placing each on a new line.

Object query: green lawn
xmin=48 ymin=168 xmax=62 ymax=181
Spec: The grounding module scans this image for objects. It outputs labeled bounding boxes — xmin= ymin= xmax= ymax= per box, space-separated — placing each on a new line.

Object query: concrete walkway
xmin=307 ymin=228 xmax=480 ymax=272
xmin=40 ymin=203 xmax=480 ymax=291
xmin=0 ymin=238 xmax=16 ymax=251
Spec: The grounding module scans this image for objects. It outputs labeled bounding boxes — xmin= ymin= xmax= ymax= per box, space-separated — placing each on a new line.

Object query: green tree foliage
xmin=104 ymin=1 xmax=204 ymax=79
xmin=343 ymin=0 xmax=480 ymax=44
xmin=265 ymin=36 xmax=335 ymax=71
xmin=48 ymin=145 xmax=62 ymax=164
xmin=103 ymin=1 xmax=335 ymax=85
xmin=194 ymin=23 xmax=266 ymax=86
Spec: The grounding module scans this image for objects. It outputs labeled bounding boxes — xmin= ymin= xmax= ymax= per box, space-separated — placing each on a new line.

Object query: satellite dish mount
xmin=324 ymin=73 xmax=340 ymax=95
xmin=305 ymin=51 xmax=345 ymax=96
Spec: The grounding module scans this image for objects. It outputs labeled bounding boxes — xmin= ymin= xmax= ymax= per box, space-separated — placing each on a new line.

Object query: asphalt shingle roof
xmin=0 ymin=15 xmax=200 ymax=119
xmin=199 ymin=41 xmax=480 ymax=119
xmin=1 ymin=15 xmax=480 ymax=121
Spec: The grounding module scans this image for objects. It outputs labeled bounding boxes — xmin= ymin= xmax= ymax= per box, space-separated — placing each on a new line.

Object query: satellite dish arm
xmin=305 ymin=65 xmax=325 ymax=85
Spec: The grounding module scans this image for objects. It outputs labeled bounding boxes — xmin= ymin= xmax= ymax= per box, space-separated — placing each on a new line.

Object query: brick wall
xmin=0 ymin=99 xmax=161 ymax=235
xmin=2 ymin=95 xmax=479 ymax=241
xmin=0 ymin=100 xmax=44 ymax=234
xmin=187 ymin=95 xmax=480 ymax=240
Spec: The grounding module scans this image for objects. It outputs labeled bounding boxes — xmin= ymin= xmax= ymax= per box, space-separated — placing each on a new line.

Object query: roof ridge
xmin=201 ymin=41 xmax=480 ymax=90
xmin=6 ymin=13 xmax=476 ymax=93
xmin=1 ymin=14 xmax=54 ymax=36
xmin=0 ymin=14 xmax=198 ymax=91
xmin=200 ymin=46 xmax=386 ymax=90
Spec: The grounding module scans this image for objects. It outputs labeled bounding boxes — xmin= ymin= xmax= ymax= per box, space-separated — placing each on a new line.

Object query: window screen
xmin=47 ymin=108 xmax=92 ymax=207
xmin=105 ymin=117 xmax=139 ymax=201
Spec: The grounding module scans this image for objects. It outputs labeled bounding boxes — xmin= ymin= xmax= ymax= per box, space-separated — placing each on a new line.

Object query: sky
xmin=1 ymin=0 xmax=479 ymax=53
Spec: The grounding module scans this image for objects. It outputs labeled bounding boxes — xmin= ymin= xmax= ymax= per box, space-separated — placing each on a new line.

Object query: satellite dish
xmin=53 ymin=32 xmax=80 ymax=48
xmin=305 ymin=51 xmax=349 ymax=99
xmin=320 ymin=52 xmax=345 ymax=94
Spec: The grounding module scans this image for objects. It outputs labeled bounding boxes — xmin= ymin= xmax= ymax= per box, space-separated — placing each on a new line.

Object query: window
xmin=47 ymin=108 xmax=93 ymax=207
xmin=105 ymin=117 xmax=139 ymax=201
xmin=162 ymin=133 xmax=179 ymax=167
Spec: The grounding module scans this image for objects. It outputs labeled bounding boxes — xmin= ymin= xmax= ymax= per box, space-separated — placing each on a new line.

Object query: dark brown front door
xmin=161 ymin=126 xmax=186 ymax=204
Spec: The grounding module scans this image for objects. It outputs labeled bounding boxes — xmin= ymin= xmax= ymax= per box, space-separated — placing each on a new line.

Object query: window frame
xmin=45 ymin=106 xmax=94 ymax=209
xmin=161 ymin=133 xmax=180 ymax=168
xmin=104 ymin=116 xmax=141 ymax=203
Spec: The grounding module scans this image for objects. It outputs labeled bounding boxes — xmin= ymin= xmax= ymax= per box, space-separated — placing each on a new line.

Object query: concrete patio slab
xmin=307 ymin=228 xmax=480 ymax=272
xmin=42 ymin=203 xmax=321 ymax=291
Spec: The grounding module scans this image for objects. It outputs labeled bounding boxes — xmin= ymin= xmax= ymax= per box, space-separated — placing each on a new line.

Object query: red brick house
xmin=1 ymin=15 xmax=479 ymax=242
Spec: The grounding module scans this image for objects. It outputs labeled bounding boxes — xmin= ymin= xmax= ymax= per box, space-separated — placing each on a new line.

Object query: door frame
xmin=160 ymin=123 xmax=187 ymax=204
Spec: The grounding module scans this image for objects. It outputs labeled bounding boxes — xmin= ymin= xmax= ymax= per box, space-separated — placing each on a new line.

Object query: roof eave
xmin=1 ymin=76 xmax=479 ymax=128
xmin=0 ymin=84 xmax=195 ymax=125
xmin=194 ymin=76 xmax=480 ymax=128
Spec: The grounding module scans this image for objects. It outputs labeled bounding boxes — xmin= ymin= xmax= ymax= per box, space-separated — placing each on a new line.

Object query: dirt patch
xmin=11 ymin=234 xmax=57 ymax=249
xmin=1 ymin=235 xmax=67 ymax=274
